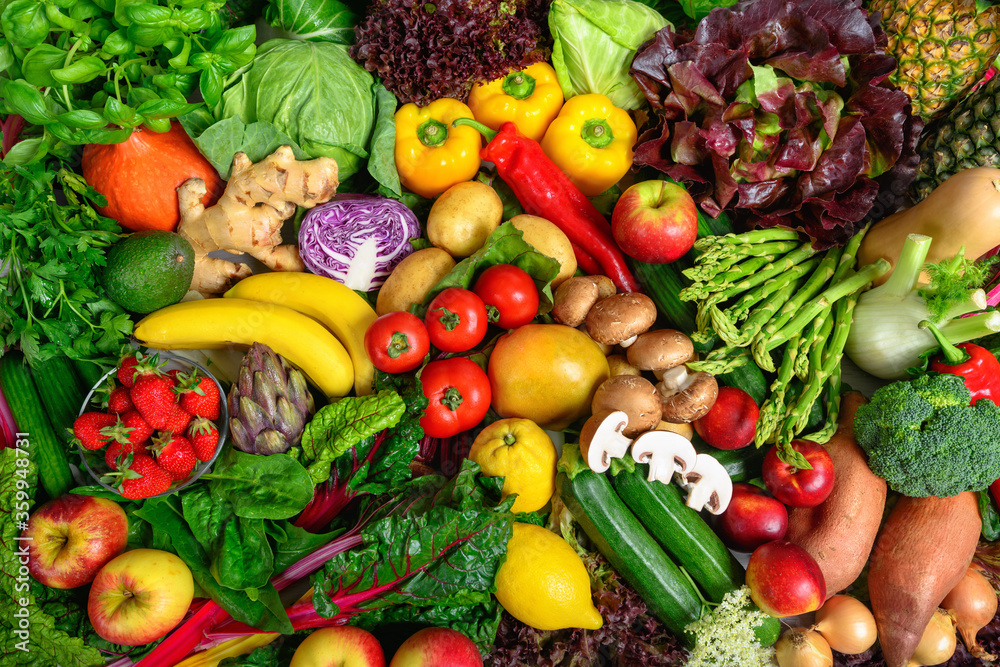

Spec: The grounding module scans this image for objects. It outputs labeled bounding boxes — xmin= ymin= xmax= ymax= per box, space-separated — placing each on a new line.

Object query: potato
xmin=375 ymin=247 xmax=456 ymax=315
xmin=427 ymin=181 xmax=503 ymax=258
xmin=510 ymin=214 xmax=577 ymax=287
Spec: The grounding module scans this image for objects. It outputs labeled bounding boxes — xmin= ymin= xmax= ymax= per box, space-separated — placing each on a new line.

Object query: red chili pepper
xmin=924 ymin=321 xmax=1000 ymax=405
xmin=454 ymin=119 xmax=640 ymax=293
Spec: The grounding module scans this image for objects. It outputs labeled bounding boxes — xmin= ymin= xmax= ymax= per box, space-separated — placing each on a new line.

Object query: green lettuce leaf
xmin=299 ymin=389 xmax=406 ymax=485
xmin=0 ymin=449 xmax=107 ymax=666
xmin=262 ymin=0 xmax=358 ymax=44
xmin=182 ymin=115 xmax=309 ymax=179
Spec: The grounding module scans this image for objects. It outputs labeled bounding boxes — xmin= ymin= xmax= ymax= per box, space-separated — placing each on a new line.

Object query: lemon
xmin=495 ymin=523 xmax=603 ymax=631
xmin=468 ymin=418 xmax=556 ymax=513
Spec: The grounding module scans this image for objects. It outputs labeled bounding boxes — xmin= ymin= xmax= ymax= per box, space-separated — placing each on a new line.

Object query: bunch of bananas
xmin=133 ymin=273 xmax=377 ymax=399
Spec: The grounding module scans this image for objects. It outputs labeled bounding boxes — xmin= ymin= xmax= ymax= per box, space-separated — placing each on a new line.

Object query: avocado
xmin=103 ymin=230 xmax=195 ymax=314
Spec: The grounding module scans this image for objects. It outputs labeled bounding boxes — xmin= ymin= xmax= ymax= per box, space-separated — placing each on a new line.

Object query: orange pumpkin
xmin=82 ymin=122 xmax=224 ymax=232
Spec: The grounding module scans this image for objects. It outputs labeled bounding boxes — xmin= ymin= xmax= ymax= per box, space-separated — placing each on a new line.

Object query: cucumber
xmin=632 ymin=260 xmax=697 ymax=332
xmin=718 ymin=361 xmax=768 ymax=407
xmin=73 ymin=358 xmax=112 ymax=391
xmin=0 ymin=352 xmax=74 ymax=499
xmin=558 ymin=450 xmax=703 ymax=640
xmin=692 ymin=434 xmax=767 ymax=483
xmin=611 ymin=464 xmax=744 ymax=603
xmin=31 ymin=355 xmax=87 ymax=439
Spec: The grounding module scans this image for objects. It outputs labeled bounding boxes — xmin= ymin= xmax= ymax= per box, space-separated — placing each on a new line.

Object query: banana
xmin=224 ymin=272 xmax=378 ymax=396
xmin=133 ymin=298 xmax=354 ymax=399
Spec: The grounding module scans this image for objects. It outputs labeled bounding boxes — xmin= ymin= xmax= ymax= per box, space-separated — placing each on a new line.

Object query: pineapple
xmin=868 ymin=0 xmax=1000 ymax=121
xmin=910 ymin=72 xmax=1000 ymax=201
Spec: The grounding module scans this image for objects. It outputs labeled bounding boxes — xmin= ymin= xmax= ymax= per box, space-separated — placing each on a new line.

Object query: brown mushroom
xmin=607 ymin=353 xmax=641 ymax=377
xmin=625 ymin=329 xmax=694 ymax=374
xmin=551 ymin=275 xmax=616 ymax=327
xmin=585 ymin=292 xmax=657 ymax=347
xmin=591 ymin=375 xmax=662 ymax=437
xmin=656 ymin=365 xmax=719 ymax=423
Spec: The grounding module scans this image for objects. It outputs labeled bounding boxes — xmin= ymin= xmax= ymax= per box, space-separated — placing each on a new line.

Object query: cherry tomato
xmin=425 ymin=287 xmax=488 ymax=353
xmin=419 ymin=357 xmax=491 ymax=438
xmin=472 ymin=264 xmax=540 ymax=329
xmin=364 ymin=312 xmax=430 ymax=374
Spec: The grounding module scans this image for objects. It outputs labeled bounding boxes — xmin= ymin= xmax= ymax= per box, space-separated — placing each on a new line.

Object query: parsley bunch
xmin=1 ymin=161 xmax=132 ymax=366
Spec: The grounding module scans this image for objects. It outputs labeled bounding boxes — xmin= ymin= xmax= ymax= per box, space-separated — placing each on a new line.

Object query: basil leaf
xmin=21 ymin=43 xmax=66 ymax=87
xmin=57 ymin=109 xmax=107 ymax=129
xmin=0 ymin=40 xmax=13 ymax=72
xmin=1 ymin=78 xmax=54 ymax=124
xmin=176 ymin=7 xmax=209 ymax=31
xmin=103 ymin=96 xmax=138 ymax=126
xmin=126 ymin=22 xmax=174 ymax=47
xmin=51 ymin=55 xmax=106 ymax=85
xmin=199 ymin=64 xmax=223 ymax=107
xmin=126 ymin=86 xmax=159 ymax=107
xmin=101 ymin=29 xmax=131 ymax=55
xmin=123 ymin=3 xmax=170 ymax=25
xmin=210 ymin=24 xmax=255 ymax=54
xmin=136 ymin=97 xmax=199 ymax=119
xmin=2 ymin=0 xmax=51 ymax=49
xmin=2 ymin=136 xmax=46 ymax=164
xmin=141 ymin=116 xmax=172 ymax=133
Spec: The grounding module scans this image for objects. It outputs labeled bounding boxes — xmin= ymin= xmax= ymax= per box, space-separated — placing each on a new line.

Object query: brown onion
xmin=907 ymin=608 xmax=957 ymax=667
xmin=812 ymin=595 xmax=878 ymax=654
xmin=941 ymin=565 xmax=998 ymax=660
xmin=775 ymin=627 xmax=833 ymax=667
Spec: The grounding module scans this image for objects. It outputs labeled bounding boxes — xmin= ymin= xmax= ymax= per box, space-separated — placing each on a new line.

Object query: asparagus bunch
xmin=681 ymin=227 xmax=890 ymax=466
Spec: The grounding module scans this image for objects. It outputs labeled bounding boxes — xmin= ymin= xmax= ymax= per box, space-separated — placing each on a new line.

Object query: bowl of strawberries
xmin=74 ymin=348 xmax=229 ymax=500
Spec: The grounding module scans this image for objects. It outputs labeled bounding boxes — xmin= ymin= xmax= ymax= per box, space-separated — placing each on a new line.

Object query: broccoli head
xmin=854 ymin=373 xmax=1000 ymax=498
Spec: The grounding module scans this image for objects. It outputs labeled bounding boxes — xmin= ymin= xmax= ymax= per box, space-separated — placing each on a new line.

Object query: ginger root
xmin=177 ymin=145 xmax=339 ymax=295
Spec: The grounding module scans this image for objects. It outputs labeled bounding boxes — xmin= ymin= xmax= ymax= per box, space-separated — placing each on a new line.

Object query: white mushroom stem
xmin=630 ymin=430 xmax=698 ymax=484
xmin=619 ymin=334 xmax=638 ymax=348
xmin=658 ymin=364 xmax=694 ymax=395
xmin=678 ymin=454 xmax=733 ymax=515
xmin=579 ymin=410 xmax=633 ymax=473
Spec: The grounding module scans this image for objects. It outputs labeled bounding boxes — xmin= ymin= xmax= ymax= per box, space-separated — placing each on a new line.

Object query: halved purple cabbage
xmin=630 ymin=0 xmax=923 ymax=247
xmin=298 ymin=194 xmax=420 ymax=291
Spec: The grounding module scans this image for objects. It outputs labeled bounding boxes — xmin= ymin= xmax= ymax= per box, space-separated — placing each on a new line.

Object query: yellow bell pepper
xmin=468 ymin=62 xmax=564 ymax=142
xmin=540 ymin=93 xmax=637 ymax=197
xmin=395 ymin=98 xmax=482 ymax=199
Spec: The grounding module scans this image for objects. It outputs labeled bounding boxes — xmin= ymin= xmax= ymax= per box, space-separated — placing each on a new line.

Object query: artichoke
xmin=228 ymin=343 xmax=315 ymax=455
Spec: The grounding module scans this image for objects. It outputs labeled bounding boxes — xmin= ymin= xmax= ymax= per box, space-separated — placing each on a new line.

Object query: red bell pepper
xmin=923 ymin=320 xmax=1000 ymax=405
xmin=454 ymin=119 xmax=640 ymax=293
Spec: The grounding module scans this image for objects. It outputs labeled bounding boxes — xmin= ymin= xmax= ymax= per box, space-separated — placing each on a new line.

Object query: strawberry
xmin=161 ymin=403 xmax=193 ymax=435
xmin=117 ymin=354 xmax=141 ymax=388
xmin=187 ymin=417 xmax=220 ymax=462
xmin=72 ymin=412 xmax=117 ymax=450
xmin=175 ymin=370 xmax=221 ymax=420
xmin=130 ymin=372 xmax=177 ymax=430
xmin=107 ymin=386 xmax=134 ymax=414
xmin=103 ymin=454 xmax=172 ymax=499
xmin=105 ymin=440 xmax=149 ymax=470
xmin=101 ymin=410 xmax=153 ymax=446
xmin=150 ymin=432 xmax=197 ymax=481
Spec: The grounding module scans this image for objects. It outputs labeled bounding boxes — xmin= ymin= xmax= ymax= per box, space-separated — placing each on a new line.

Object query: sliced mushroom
xmin=679 ymin=454 xmax=733 ymax=515
xmin=607 ymin=354 xmax=641 ymax=377
xmin=551 ymin=275 xmax=615 ymax=327
xmin=585 ymin=293 xmax=657 ymax=347
xmin=591 ymin=375 xmax=662 ymax=437
xmin=656 ymin=365 xmax=719 ymax=423
xmin=630 ymin=430 xmax=697 ymax=484
xmin=626 ymin=329 xmax=694 ymax=375
xmin=579 ymin=409 xmax=632 ymax=473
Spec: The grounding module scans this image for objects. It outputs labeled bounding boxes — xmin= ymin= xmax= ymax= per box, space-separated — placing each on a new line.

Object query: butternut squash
xmin=859 ymin=167 xmax=1000 ymax=285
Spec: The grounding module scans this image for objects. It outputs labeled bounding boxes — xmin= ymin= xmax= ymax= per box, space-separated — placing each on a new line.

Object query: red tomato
xmin=472 ymin=264 xmax=540 ymax=329
xmin=364 ymin=312 xmax=430 ymax=373
xmin=419 ymin=357 xmax=491 ymax=438
xmin=425 ymin=288 xmax=488 ymax=353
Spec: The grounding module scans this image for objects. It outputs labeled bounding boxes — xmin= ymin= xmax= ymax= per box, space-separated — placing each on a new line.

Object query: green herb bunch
xmin=0 ymin=162 xmax=132 ymax=366
xmin=0 ymin=0 xmax=257 ymax=163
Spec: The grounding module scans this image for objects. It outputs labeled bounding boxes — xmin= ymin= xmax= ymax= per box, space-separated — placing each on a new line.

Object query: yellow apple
xmin=87 ymin=548 xmax=194 ymax=645
xmin=290 ymin=626 xmax=385 ymax=667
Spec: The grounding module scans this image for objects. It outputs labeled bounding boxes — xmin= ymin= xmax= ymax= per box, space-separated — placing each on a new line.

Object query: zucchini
xmin=611 ymin=463 xmax=744 ymax=603
xmin=0 ymin=352 xmax=74 ymax=499
xmin=32 ymin=355 xmax=87 ymax=439
xmin=718 ymin=361 xmax=768 ymax=406
xmin=692 ymin=434 xmax=766 ymax=483
xmin=558 ymin=446 xmax=703 ymax=640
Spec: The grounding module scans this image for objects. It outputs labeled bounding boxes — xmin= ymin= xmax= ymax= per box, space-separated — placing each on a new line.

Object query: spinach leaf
xmin=184 ymin=116 xmax=309 ymax=179
xmin=981 ymin=489 xmax=1000 ymax=542
xmin=266 ymin=521 xmax=342 ymax=574
xmin=135 ymin=495 xmax=293 ymax=634
xmin=206 ymin=448 xmax=314 ymax=520
xmin=353 ymin=602 xmax=503 ymax=654
xmin=299 ymin=390 xmax=406 ymax=485
xmin=369 ymin=83 xmax=401 ymax=198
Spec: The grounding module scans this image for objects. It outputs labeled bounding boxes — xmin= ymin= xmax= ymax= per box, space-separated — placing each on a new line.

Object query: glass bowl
xmin=76 ymin=349 xmax=229 ymax=499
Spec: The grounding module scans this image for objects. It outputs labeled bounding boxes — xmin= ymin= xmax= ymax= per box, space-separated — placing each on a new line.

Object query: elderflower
xmin=685 ymin=586 xmax=775 ymax=667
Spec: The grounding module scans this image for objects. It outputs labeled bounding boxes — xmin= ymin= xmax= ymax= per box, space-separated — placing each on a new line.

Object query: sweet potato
xmin=786 ymin=392 xmax=886 ymax=597
xmin=868 ymin=492 xmax=982 ymax=667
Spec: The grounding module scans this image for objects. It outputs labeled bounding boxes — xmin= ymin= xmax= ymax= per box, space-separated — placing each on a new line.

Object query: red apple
xmin=611 ymin=180 xmax=698 ymax=264
xmin=746 ymin=540 xmax=826 ymax=617
xmin=762 ymin=440 xmax=835 ymax=508
xmin=694 ymin=386 xmax=759 ymax=450
xmin=88 ymin=548 xmax=194 ymax=645
xmin=290 ymin=626 xmax=385 ymax=667
xmin=714 ymin=483 xmax=788 ymax=552
xmin=389 ymin=627 xmax=482 ymax=667
xmin=22 ymin=493 xmax=128 ymax=589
